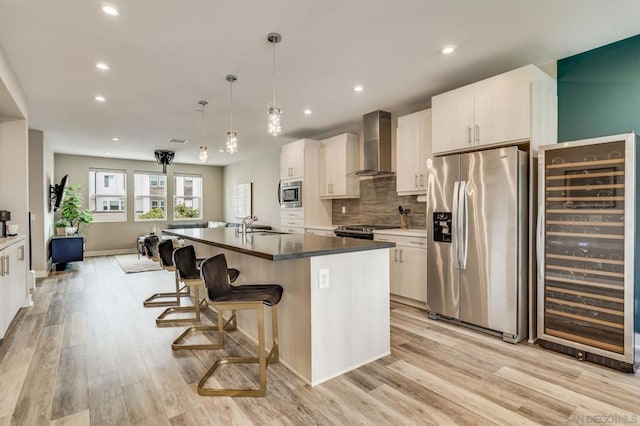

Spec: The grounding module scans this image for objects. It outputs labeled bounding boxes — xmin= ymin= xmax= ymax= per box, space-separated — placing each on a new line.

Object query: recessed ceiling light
xmin=111 ymin=137 xmax=119 ymax=141
xmin=95 ymin=95 xmax=106 ymax=102
xmin=101 ymin=5 xmax=119 ymax=16
xmin=304 ymin=109 xmax=312 ymax=115
xmin=96 ymin=62 xmax=110 ymax=71
xmin=441 ymin=45 xmax=456 ymax=55
xmin=219 ymin=149 xmax=225 ymax=153
xmin=353 ymin=85 xmax=364 ymax=93
xmin=105 ymin=151 xmax=112 ymax=155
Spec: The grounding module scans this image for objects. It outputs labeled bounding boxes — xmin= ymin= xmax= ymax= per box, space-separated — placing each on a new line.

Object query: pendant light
xmin=226 ymin=74 xmax=238 ymax=154
xmin=267 ymin=32 xmax=282 ymax=136
xmin=197 ymin=100 xmax=209 ymax=162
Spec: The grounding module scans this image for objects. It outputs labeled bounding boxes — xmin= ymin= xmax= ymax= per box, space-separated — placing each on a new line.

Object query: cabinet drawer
xmin=374 ymin=234 xmax=426 ymax=247
xmin=282 ymin=226 xmax=304 ymax=234
xmin=305 ymin=228 xmax=335 ymax=237
xmin=281 ymin=209 xmax=304 ymax=220
xmin=281 ymin=218 xmax=304 ymax=228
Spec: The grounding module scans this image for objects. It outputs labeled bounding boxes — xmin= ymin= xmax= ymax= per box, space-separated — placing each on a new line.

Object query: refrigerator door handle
xmin=459 ymin=180 xmax=468 ymax=269
xmin=452 ymin=180 xmax=460 ymax=269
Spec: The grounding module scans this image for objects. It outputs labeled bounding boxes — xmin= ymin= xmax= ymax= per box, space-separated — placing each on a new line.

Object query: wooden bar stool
xmin=142 ymin=235 xmax=179 ymax=308
xmin=195 ymin=254 xmax=283 ymax=397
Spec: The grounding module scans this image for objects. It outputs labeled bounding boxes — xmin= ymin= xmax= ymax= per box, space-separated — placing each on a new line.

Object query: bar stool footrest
xmin=197 ymin=344 xmax=279 ymax=397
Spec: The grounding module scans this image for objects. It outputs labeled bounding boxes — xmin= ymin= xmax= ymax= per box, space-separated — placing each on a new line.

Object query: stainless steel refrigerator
xmin=426 ymin=146 xmax=528 ymax=343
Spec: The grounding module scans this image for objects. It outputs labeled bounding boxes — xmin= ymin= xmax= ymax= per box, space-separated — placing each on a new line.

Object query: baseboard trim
xmin=86 ymin=248 xmax=137 ymax=257
xmin=35 ymin=270 xmax=49 ymax=278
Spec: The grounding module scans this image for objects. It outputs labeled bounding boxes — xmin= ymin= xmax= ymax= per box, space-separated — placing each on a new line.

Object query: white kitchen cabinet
xmin=374 ymin=233 xmax=427 ymax=308
xmin=319 ymin=133 xmax=360 ymax=199
xmin=396 ymin=109 xmax=432 ymax=195
xmin=432 ymin=64 xmax=556 ymax=156
xmin=278 ymin=140 xmax=333 ymax=233
xmin=280 ymin=139 xmax=306 ymax=180
xmin=0 ymin=238 xmax=26 ymax=338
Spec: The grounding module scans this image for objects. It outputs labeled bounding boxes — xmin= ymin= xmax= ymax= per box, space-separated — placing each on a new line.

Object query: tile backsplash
xmin=332 ymin=176 xmax=426 ymax=228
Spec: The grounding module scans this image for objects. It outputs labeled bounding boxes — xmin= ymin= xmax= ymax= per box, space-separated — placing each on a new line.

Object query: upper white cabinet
xmin=396 ymin=109 xmax=432 ymax=195
xmin=432 ymin=65 xmax=557 ymax=156
xmin=280 ymin=139 xmax=306 ymax=180
xmin=319 ymin=133 xmax=360 ymax=199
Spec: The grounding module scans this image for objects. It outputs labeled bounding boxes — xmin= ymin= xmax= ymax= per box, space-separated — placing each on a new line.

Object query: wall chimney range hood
xmin=354 ymin=110 xmax=394 ymax=176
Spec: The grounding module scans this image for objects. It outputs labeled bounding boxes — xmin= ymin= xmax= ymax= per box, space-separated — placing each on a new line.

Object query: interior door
xmin=426 ymin=154 xmax=459 ymax=317
xmin=458 ymin=147 xmax=520 ymax=334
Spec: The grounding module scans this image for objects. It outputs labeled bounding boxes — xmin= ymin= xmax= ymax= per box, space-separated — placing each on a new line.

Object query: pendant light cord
xmin=272 ymin=40 xmax=276 ymax=104
xmin=229 ymin=79 xmax=233 ymax=131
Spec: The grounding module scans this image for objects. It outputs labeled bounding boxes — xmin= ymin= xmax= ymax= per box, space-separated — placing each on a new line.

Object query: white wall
xmin=28 ymin=129 xmax=56 ymax=276
xmin=223 ymin=148 xmax=281 ymax=228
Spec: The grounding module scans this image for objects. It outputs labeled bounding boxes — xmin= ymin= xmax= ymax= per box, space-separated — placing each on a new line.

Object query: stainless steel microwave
xmin=279 ymin=180 xmax=302 ymax=208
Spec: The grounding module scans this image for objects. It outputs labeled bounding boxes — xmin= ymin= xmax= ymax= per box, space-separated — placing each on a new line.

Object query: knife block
xmin=400 ymin=214 xmax=409 ymax=229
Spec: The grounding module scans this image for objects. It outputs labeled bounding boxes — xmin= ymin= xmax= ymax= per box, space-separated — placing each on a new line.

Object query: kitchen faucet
xmin=241 ymin=215 xmax=258 ymax=235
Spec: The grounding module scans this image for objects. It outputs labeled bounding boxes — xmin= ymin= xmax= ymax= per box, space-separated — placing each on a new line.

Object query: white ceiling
xmin=0 ymin=0 xmax=639 ymax=166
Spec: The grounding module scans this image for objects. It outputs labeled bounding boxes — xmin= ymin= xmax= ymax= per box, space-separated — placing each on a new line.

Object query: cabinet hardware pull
xmin=394 ymin=248 xmax=399 ymax=262
xmin=0 ymin=255 xmax=4 ymax=276
xmin=415 ymin=174 xmax=418 ymax=188
xmin=420 ymin=174 xmax=425 ymax=187
xmin=19 ymin=245 xmax=24 ymax=261
xmin=5 ymin=254 xmax=9 ymax=275
xmin=475 ymin=124 xmax=479 ymax=143
xmin=468 ymin=126 xmax=472 ymax=144
xmin=410 ymin=241 xmax=425 ymax=245
xmin=399 ymin=249 xmax=403 ymax=263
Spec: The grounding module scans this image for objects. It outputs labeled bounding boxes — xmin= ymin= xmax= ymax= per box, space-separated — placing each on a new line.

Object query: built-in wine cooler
xmin=537 ymin=133 xmax=637 ymax=372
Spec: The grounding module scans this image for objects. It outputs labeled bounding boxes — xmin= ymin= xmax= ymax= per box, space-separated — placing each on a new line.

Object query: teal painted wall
xmin=558 ymin=34 xmax=640 ymax=142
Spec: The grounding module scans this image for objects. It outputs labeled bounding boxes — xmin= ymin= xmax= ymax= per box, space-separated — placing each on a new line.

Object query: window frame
xmin=173 ymin=173 xmax=203 ymax=220
xmin=134 ymin=171 xmax=168 ymax=221
xmin=89 ymin=168 xmax=127 ymax=223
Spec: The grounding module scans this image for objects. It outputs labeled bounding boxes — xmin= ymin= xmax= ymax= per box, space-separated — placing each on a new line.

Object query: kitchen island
xmin=163 ymin=227 xmax=394 ymax=386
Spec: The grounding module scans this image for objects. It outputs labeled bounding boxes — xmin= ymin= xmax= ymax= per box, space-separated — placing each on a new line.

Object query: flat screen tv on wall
xmin=50 ymin=174 xmax=68 ymax=211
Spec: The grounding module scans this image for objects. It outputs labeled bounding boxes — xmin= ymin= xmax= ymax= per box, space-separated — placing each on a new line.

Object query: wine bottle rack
xmin=538 ymin=134 xmax=636 ymax=372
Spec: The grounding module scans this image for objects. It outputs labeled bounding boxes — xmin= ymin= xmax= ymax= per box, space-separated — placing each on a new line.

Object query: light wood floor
xmin=0 ymin=256 xmax=638 ymax=425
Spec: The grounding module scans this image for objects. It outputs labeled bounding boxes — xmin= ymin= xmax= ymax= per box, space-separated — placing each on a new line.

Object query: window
xmin=135 ymin=172 xmax=167 ymax=221
xmin=89 ymin=169 xmax=126 ymax=222
xmin=174 ymin=174 xmax=202 ymax=220
xmin=103 ymin=174 xmax=114 ymax=188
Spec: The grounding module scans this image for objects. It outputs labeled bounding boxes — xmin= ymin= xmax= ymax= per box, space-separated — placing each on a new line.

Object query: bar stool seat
xmin=193 ymin=254 xmax=283 ymax=397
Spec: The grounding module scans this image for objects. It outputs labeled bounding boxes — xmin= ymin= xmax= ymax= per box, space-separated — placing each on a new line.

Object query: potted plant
xmin=55 ymin=218 xmax=70 ymax=236
xmin=58 ymin=184 xmax=93 ymax=235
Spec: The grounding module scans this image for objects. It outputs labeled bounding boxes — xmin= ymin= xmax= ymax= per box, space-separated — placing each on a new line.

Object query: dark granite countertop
xmin=162 ymin=228 xmax=395 ymax=261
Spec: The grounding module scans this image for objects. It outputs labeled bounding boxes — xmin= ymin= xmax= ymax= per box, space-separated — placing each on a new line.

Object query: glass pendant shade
xmin=267 ymin=103 xmax=282 ymax=136
xmin=198 ymin=146 xmax=208 ymax=162
xmin=226 ymin=131 xmax=237 ymax=154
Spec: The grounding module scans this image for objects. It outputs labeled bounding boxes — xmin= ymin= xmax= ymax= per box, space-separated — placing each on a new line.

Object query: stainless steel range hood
xmin=354 ymin=110 xmax=394 ymax=176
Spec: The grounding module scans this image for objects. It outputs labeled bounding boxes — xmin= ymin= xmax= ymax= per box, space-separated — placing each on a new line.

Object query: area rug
xmin=115 ymin=254 xmax=163 ymax=274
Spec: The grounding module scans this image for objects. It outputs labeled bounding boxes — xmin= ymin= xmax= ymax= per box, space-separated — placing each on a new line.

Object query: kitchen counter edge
xmin=163 ymin=228 xmax=395 ymax=261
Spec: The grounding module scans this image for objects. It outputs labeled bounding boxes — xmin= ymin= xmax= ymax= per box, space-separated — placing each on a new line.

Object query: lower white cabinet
xmin=281 ymin=209 xmax=305 ymax=234
xmin=0 ymin=237 xmax=26 ymax=338
xmin=374 ymin=233 xmax=427 ymax=306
